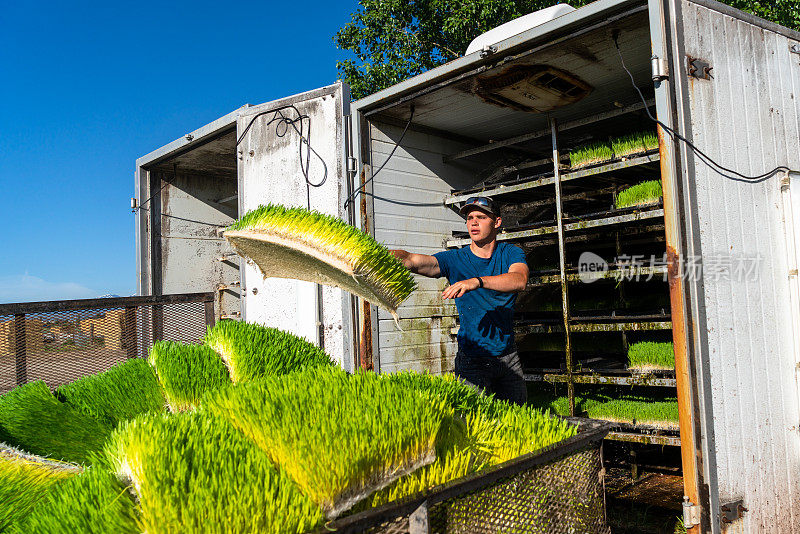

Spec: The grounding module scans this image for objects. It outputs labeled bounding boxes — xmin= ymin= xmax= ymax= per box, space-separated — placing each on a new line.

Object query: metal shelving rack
xmin=444 ymin=113 xmax=678 ymax=448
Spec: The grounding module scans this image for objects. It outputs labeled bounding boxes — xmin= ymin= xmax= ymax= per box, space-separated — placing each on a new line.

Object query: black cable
xmin=136 ymin=206 xmax=228 ymax=227
xmin=344 ymin=105 xmax=415 ymax=210
xmin=359 ymin=190 xmax=445 ymax=207
xmin=135 ymin=163 xmax=177 ymax=212
xmin=237 ymin=104 xmax=328 ymax=209
xmin=613 ymin=33 xmax=789 ymax=183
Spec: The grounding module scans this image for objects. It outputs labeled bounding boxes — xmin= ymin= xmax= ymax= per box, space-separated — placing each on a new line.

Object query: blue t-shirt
xmin=434 ymin=243 xmax=527 ymax=357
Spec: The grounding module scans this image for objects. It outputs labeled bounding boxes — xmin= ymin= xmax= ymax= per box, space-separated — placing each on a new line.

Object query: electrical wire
xmin=613 ymin=33 xmax=790 ymax=183
xmin=136 ymin=206 xmax=228 ymax=228
xmin=344 ymin=105 xmax=416 ymax=210
xmin=237 ymin=104 xmax=328 ymax=209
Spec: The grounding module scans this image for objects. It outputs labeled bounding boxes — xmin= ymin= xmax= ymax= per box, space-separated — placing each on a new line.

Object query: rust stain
xmin=358 ymin=165 xmax=374 ymax=371
xmin=659 ymin=125 xmax=702 ymax=534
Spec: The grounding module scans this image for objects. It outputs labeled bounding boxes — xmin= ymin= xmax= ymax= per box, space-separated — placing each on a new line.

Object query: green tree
xmin=335 ymin=0 xmax=800 ymax=100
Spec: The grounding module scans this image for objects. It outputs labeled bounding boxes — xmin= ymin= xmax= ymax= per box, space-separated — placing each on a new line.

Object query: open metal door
xmin=237 ymin=82 xmax=354 ymax=370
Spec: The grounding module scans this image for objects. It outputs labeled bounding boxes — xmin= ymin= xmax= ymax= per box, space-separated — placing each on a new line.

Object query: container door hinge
xmin=651 ymin=55 xmax=668 ymax=81
xmin=683 ymin=497 xmax=701 ymax=528
xmin=347 ymin=156 xmax=358 ymax=174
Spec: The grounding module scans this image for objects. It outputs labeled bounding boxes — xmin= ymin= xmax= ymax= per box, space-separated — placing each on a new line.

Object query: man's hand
xmin=442 ymin=278 xmax=480 ymax=299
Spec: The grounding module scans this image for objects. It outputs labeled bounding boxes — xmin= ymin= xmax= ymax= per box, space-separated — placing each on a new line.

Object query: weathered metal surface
xmin=237 ymin=83 xmax=353 ymax=370
xmin=446 ymin=153 xmax=660 ymax=205
xmin=669 ymin=1 xmax=800 ymax=531
xmin=528 ymin=265 xmax=669 ymax=285
xmin=606 ymin=431 xmax=682 ymax=447
xmin=569 ymin=321 xmax=672 ymax=332
xmin=528 ymin=372 xmax=677 ymax=387
xmin=551 ymin=119 xmax=576 ymax=416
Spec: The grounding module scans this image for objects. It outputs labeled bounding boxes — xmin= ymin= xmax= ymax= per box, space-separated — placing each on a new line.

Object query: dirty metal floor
xmin=606 ymin=469 xmax=686 ymax=533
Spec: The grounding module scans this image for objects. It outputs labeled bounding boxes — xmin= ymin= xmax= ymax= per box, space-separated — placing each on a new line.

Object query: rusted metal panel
xmin=668 ymin=0 xmax=800 ymax=531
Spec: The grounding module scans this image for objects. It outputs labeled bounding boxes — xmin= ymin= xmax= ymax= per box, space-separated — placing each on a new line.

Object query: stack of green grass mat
xmin=569 ymin=131 xmax=659 ymax=168
xmin=529 ymin=385 xmax=678 ymax=430
xmin=0 ymin=320 xmax=577 ymax=532
xmin=615 ymin=179 xmax=663 ymax=209
xmin=627 ymin=341 xmax=675 ymax=371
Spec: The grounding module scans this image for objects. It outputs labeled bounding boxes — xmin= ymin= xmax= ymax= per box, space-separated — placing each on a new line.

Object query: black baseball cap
xmin=459 ymin=196 xmax=497 ymax=217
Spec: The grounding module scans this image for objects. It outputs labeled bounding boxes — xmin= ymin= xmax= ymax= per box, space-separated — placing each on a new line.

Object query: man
xmin=391 ymin=196 xmax=529 ymax=405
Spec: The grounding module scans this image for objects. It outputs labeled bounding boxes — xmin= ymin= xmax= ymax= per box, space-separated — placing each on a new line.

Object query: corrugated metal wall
xmin=368 ymin=122 xmax=484 ymax=373
xmin=677 ymin=1 xmax=800 ymax=530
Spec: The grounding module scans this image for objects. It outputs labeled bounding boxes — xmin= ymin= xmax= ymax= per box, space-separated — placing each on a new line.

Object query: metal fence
xmin=0 ymin=293 xmax=215 ymax=394
xmin=322 ymin=419 xmax=611 ymax=534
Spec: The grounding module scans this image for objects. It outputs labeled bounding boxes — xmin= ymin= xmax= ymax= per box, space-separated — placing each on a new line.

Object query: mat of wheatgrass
xmin=357 ymin=373 xmax=577 ymax=511
xmin=56 ymin=358 xmax=166 ymax=428
xmin=223 ymin=204 xmax=417 ymax=321
xmin=106 ymin=411 xmax=323 ymax=534
xmin=0 ymin=381 xmax=113 ymax=465
xmin=569 ymin=141 xmax=613 ymax=168
xmin=0 ymin=445 xmax=81 ymax=530
xmin=9 ymin=466 xmax=139 ymax=534
xmin=204 ymin=366 xmax=449 ymax=518
xmin=611 ymin=131 xmax=659 ymax=159
xmin=615 ymin=179 xmax=663 ymax=209
xmin=147 ymin=341 xmax=230 ymax=412
xmin=530 ymin=385 xmax=679 ymax=430
xmin=205 ymin=320 xmax=334 ymax=383
xmin=627 ymin=342 xmax=675 ymax=371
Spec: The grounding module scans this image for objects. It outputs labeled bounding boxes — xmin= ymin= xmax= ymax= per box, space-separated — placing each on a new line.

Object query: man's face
xmin=465 ymin=209 xmax=501 ymax=243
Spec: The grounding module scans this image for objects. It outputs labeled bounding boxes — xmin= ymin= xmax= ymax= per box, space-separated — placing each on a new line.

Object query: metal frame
xmin=446 ymin=152 xmax=661 ymax=205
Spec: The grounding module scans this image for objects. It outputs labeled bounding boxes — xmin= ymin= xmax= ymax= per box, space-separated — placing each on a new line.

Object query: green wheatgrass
xmin=530 ymin=386 xmax=678 ymax=429
xmin=0 ymin=445 xmax=80 ymax=530
xmin=204 ymin=366 xmax=448 ymax=518
xmin=11 ymin=466 xmax=139 ymax=534
xmin=569 ymin=141 xmax=614 ymax=168
xmin=224 ymin=204 xmax=417 ymax=318
xmin=611 ymin=131 xmax=659 ymax=158
xmin=147 ymin=341 xmax=231 ymax=412
xmin=205 ymin=320 xmax=334 ymax=383
xmin=615 ymin=179 xmax=663 ymax=209
xmin=359 ymin=373 xmax=576 ymax=510
xmin=627 ymin=342 xmax=675 ymax=371
xmin=105 ymin=411 xmax=324 ymax=534
xmin=0 ymin=381 xmax=113 ymax=465
xmin=56 ymin=358 xmax=166 ymax=428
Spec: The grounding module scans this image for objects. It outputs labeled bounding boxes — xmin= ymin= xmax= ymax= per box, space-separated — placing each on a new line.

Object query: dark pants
xmin=454 ymin=349 xmax=528 ymax=406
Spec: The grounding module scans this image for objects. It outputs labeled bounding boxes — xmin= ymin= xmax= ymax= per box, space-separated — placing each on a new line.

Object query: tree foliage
xmin=335 ymin=0 xmax=800 ymax=100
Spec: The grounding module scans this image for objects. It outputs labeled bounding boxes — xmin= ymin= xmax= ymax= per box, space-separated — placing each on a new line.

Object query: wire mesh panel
xmin=0 ymin=293 xmax=214 ymax=394
xmin=323 ymin=420 xmax=610 ymax=534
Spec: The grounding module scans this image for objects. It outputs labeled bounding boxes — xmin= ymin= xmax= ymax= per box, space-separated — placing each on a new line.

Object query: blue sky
xmin=0 ymin=0 xmax=359 ymax=303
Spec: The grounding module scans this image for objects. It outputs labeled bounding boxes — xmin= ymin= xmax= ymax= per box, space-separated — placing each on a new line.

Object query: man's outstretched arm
xmin=441 ymin=262 xmax=529 ymax=299
xmin=390 ymin=249 xmax=441 ymax=278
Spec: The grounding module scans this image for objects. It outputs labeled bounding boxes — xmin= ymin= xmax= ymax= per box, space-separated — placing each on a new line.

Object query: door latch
xmin=683 ymin=496 xmax=701 ymax=528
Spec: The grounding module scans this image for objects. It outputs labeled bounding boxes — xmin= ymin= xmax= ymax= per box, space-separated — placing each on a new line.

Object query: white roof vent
xmin=465 ymin=4 xmax=576 ymax=56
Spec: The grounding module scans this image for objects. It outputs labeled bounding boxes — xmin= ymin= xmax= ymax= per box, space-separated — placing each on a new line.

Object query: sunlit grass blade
xmin=224 ymin=204 xmax=417 ymax=320
xmin=615 ymin=179 xmax=663 ymax=209
xmin=10 ymin=466 xmax=139 ymax=534
xmin=105 ymin=411 xmax=323 ymax=533
xmin=0 ymin=445 xmax=80 ymax=530
xmin=627 ymin=341 xmax=675 ymax=371
xmin=569 ymin=141 xmax=613 ymax=168
xmin=56 ymin=358 xmax=166 ymax=427
xmin=205 ymin=320 xmax=334 ymax=383
xmin=358 ymin=373 xmax=577 ymax=510
xmin=0 ymin=381 xmax=112 ymax=464
xmin=611 ymin=131 xmax=659 ymax=158
xmin=205 ymin=366 xmax=447 ymax=517
xmin=147 ymin=341 xmax=230 ymax=412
